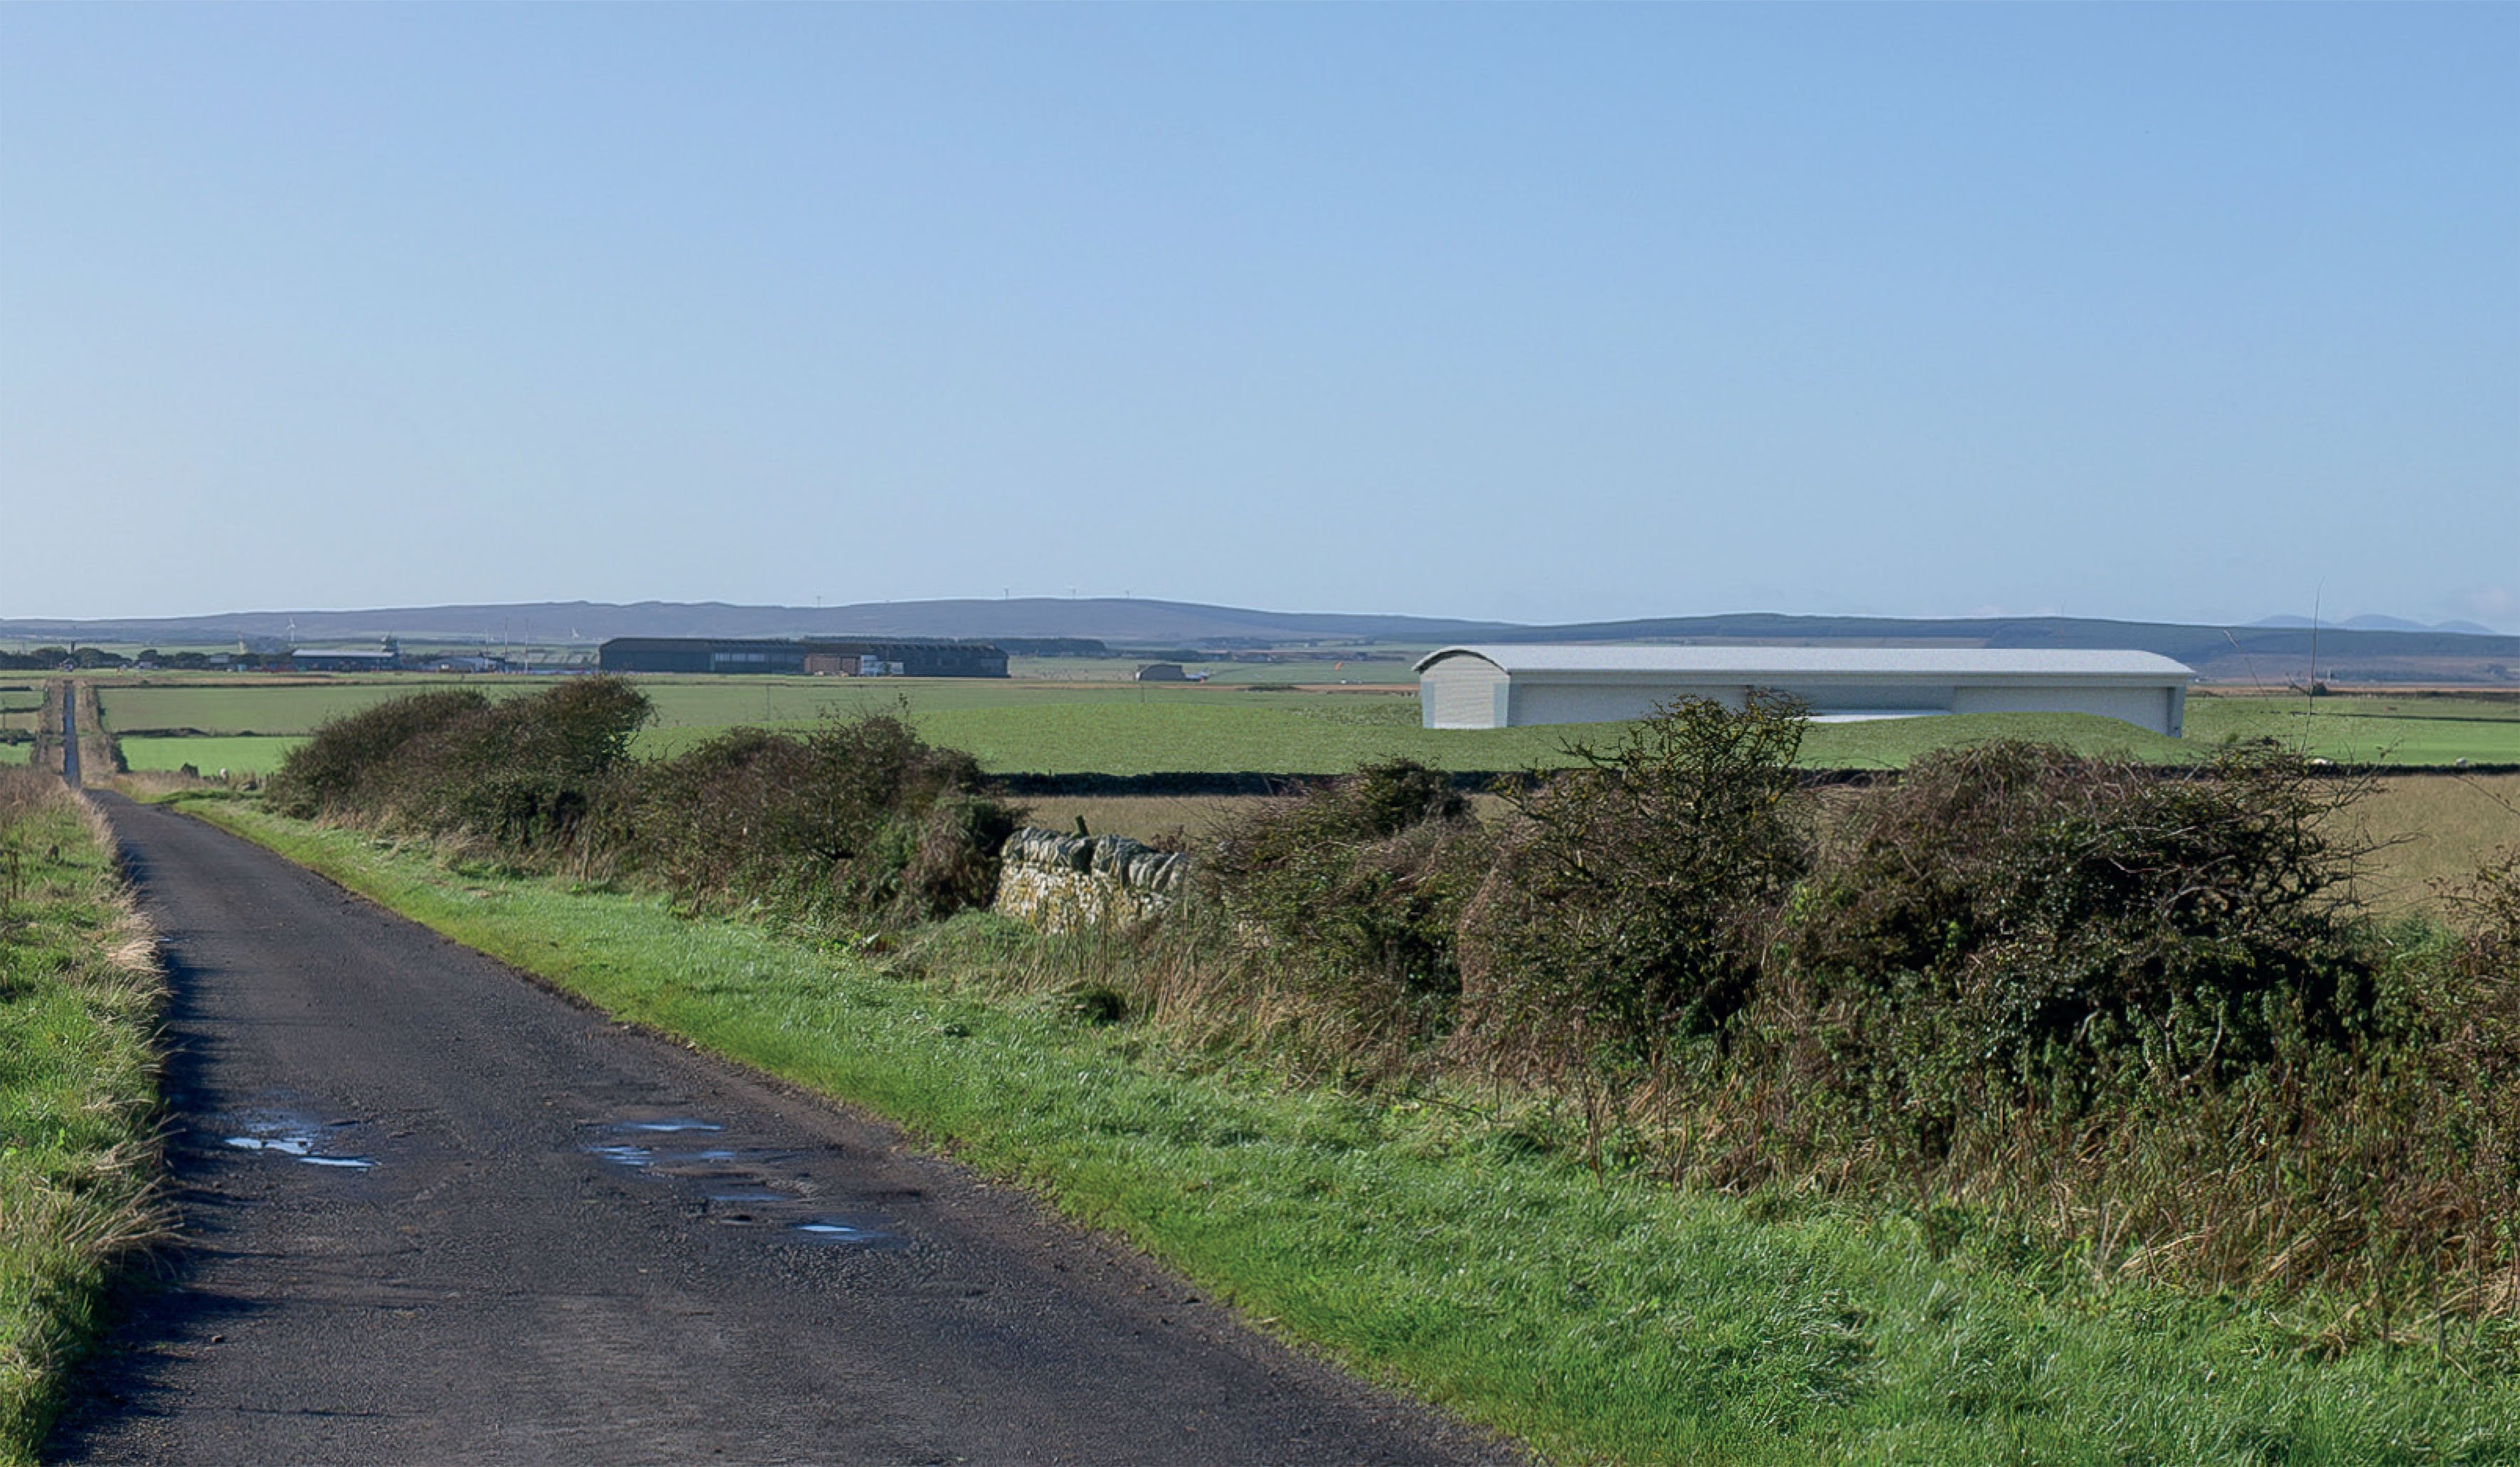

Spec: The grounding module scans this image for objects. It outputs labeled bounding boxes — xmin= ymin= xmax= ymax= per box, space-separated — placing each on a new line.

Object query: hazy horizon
xmin=3 ymin=592 xmax=2510 ymax=645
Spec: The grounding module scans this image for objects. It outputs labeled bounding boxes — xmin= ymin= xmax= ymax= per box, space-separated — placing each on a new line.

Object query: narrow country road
xmin=60 ymin=682 xmax=81 ymax=788
xmin=55 ymin=795 xmax=1519 ymax=1466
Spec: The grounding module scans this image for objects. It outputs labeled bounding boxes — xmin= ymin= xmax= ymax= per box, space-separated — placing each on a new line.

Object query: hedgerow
xmin=260 ymin=681 xmax=2520 ymax=1315
xmin=272 ymin=687 xmax=1020 ymax=928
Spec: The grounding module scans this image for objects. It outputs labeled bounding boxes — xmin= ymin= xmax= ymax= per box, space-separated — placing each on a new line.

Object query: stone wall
xmin=993 ymin=827 xmax=1190 ymax=933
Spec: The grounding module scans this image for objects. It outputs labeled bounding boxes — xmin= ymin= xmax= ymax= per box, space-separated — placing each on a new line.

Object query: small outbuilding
xmin=1134 ymin=662 xmax=1188 ymax=682
xmin=1415 ymin=645 xmax=2194 ymax=736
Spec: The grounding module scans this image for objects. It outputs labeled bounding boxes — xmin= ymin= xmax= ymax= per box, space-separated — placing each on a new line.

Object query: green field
xmin=117 ymin=736 xmax=305 ymax=778
xmin=1009 ymin=654 xmax=1422 ymax=686
xmin=93 ymin=676 xmax=2520 ymax=778
xmin=0 ymin=744 xmax=28 ymax=768
xmin=2188 ymin=693 xmax=2520 ymax=765
xmin=0 ymin=688 xmax=41 ymax=743
xmin=96 ymin=680 xmax=506 ymax=736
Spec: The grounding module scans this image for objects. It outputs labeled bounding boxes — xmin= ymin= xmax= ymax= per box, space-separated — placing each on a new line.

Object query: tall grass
xmin=0 ymin=770 xmax=167 ymax=1463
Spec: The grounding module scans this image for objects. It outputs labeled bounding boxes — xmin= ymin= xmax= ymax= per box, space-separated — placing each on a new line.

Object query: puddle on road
xmin=583 ymin=1112 xmax=900 ymax=1247
xmin=219 ymin=1107 xmax=377 ymax=1170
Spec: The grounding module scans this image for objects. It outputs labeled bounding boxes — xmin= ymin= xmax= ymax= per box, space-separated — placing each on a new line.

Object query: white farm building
xmin=1415 ymin=646 xmax=2194 ymax=736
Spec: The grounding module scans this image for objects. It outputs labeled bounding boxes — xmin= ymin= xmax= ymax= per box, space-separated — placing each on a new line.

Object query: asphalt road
xmin=60 ymin=683 xmax=80 ymax=787
xmin=54 ymin=795 xmax=1520 ymax=1466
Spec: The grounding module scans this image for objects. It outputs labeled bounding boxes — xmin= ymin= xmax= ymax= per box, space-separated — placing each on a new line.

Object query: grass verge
xmin=181 ymin=796 xmax=2519 ymax=1465
xmin=0 ymin=775 xmax=164 ymax=1465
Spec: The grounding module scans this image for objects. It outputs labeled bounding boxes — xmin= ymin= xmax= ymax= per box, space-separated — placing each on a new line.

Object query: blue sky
xmin=4 ymin=5 xmax=2514 ymax=630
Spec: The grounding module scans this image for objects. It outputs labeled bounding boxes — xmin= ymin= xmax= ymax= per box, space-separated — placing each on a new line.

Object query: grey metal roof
xmin=1414 ymin=645 xmax=2193 ymax=680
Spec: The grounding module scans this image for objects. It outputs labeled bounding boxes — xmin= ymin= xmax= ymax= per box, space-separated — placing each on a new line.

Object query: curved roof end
xmin=1411 ymin=647 xmax=1506 ymax=674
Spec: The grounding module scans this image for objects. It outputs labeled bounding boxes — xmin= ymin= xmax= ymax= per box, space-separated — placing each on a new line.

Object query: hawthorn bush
xmin=1455 ymin=692 xmax=1809 ymax=1080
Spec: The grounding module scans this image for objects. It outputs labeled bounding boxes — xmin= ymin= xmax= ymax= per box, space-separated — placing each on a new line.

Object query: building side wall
xmin=1508 ymin=680 xmax=1740 ymax=727
xmin=1420 ymin=658 xmax=1512 ymax=729
xmin=1763 ymin=681 xmax=1959 ymax=714
xmin=1469 ymin=673 xmax=2188 ymax=735
xmin=1948 ymin=682 xmax=2181 ymax=736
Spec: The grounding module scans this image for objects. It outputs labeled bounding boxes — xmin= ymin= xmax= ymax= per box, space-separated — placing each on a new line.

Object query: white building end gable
xmin=1415 ymin=646 xmax=2194 ymax=736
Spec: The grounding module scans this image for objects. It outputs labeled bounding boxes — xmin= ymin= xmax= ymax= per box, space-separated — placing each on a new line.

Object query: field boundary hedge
xmin=989 ymin=763 xmax=2520 ymax=798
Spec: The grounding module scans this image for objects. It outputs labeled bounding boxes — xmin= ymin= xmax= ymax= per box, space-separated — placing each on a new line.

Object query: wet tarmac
xmin=585 ymin=1113 xmax=903 ymax=1247
xmin=218 ymin=1098 xmax=378 ymax=1170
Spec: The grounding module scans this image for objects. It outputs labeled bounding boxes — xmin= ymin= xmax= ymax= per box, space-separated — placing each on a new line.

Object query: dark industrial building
xmin=597 ymin=637 xmax=1009 ymax=678
xmin=289 ymin=647 xmax=403 ymax=673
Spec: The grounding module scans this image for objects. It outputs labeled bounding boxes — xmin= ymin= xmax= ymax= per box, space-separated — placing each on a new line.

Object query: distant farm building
xmin=1134 ymin=662 xmax=1188 ymax=682
xmin=1415 ymin=647 xmax=2194 ymax=736
xmin=597 ymin=637 xmax=1009 ymax=678
xmin=289 ymin=647 xmax=402 ymax=674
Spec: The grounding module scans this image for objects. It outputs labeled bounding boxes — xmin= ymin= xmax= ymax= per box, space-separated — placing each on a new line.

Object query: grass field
xmin=0 ymin=746 xmax=27 ymax=769
xmin=117 ymin=736 xmax=304 ymax=778
xmin=179 ymin=798 xmax=2520 ymax=1465
xmin=1018 ymin=656 xmax=1423 ymax=685
xmin=2189 ymin=693 xmax=2520 ymax=766
xmin=0 ymin=689 xmax=39 ymax=742
xmin=94 ymin=676 xmax=2520 ymax=778
xmin=2349 ymin=773 xmax=2520 ymax=909
xmin=0 ymin=775 xmax=164 ymax=1463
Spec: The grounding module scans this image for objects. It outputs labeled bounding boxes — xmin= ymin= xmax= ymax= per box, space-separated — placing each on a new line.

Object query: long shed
xmin=1415 ymin=646 xmax=2194 ymax=736
xmin=598 ymin=637 xmax=1009 ymax=678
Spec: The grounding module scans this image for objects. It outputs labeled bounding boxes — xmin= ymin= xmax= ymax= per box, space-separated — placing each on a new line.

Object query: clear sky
xmin=4 ymin=4 xmax=2514 ymax=630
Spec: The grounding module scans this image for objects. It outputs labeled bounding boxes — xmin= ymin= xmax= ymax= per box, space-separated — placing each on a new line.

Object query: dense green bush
xmin=268 ymin=680 xmax=650 ymax=849
xmin=273 ymin=689 xmax=1017 ymax=924
xmin=384 ymin=678 xmax=652 ymax=849
xmin=1201 ymin=760 xmax=1488 ymax=1005
xmin=1777 ymin=741 xmax=2378 ymax=1138
xmin=1455 ymin=693 xmax=1808 ymax=1075
xmin=610 ymin=709 xmax=1021 ymax=922
xmin=265 ymin=688 xmax=490 ymax=820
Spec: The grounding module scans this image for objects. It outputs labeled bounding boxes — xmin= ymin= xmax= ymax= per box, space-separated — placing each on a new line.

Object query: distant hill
xmin=0 ymin=598 xmax=1516 ymax=649
xmin=5 ymin=598 xmax=2514 ymax=686
xmin=2250 ymin=614 xmax=2501 ymax=636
